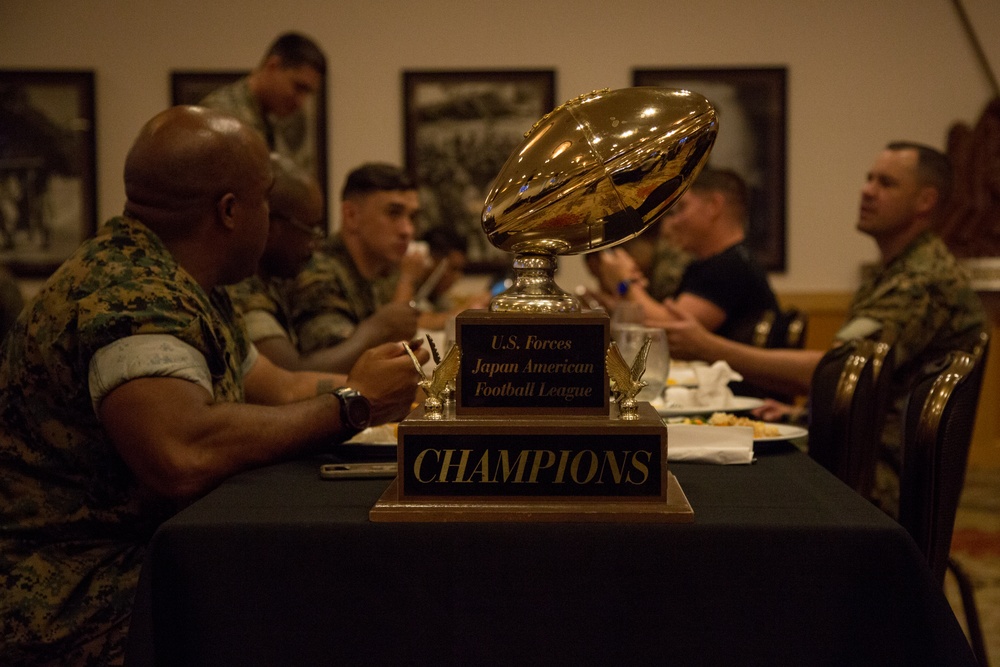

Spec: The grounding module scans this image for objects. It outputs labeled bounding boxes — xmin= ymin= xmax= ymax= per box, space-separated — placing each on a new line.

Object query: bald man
xmin=0 ymin=106 xmax=426 ymax=665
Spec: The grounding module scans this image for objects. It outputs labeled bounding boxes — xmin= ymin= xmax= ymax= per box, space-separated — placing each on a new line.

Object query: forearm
xmin=102 ymin=378 xmax=348 ymax=502
xmin=300 ymin=337 xmax=370 ymax=374
xmin=161 ymin=395 xmax=342 ymax=495
xmin=697 ymin=337 xmax=822 ymax=396
xmin=622 ymin=283 xmax=670 ymax=322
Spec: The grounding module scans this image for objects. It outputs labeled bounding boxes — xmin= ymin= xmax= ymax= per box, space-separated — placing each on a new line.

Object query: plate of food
xmin=337 ymin=423 xmax=399 ymax=459
xmin=664 ymin=412 xmax=808 ymax=442
xmin=652 ymin=395 xmax=765 ymax=418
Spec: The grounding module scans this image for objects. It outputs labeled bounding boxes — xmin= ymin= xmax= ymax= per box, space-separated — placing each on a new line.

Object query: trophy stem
xmin=489 ymin=252 xmax=582 ymax=313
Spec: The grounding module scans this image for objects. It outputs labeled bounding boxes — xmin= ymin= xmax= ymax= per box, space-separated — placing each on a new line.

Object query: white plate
xmin=652 ymin=395 xmax=765 ymax=417
xmin=754 ymin=424 xmax=809 ymax=442
xmin=343 ymin=423 xmax=398 ymax=446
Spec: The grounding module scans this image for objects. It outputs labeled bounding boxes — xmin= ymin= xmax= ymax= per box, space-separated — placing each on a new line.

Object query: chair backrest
xmin=784 ymin=309 xmax=809 ymax=349
xmin=898 ymin=338 xmax=989 ymax=585
xmin=752 ymin=308 xmax=809 ymax=349
xmin=808 ymin=337 xmax=895 ymax=499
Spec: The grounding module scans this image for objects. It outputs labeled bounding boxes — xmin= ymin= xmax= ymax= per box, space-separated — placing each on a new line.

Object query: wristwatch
xmin=332 ymin=387 xmax=372 ymax=436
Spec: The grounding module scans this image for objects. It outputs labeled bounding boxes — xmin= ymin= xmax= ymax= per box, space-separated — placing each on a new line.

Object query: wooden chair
xmin=807 ymin=336 xmax=894 ymax=500
xmin=752 ymin=308 xmax=809 ymax=349
xmin=898 ymin=338 xmax=989 ymax=665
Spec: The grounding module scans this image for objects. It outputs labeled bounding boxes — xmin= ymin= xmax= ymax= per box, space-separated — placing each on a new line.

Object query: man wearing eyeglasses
xmin=226 ymin=154 xmax=326 ymax=367
xmin=281 ymin=163 xmax=426 ymax=373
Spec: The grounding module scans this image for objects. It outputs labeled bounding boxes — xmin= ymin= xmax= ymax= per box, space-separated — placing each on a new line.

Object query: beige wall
xmin=1 ymin=0 xmax=998 ymax=296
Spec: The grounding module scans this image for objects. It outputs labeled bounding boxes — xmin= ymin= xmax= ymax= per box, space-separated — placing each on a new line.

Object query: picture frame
xmin=0 ymin=69 xmax=96 ymax=276
xmin=403 ymin=69 xmax=556 ymax=272
xmin=171 ymin=70 xmax=329 ymax=217
xmin=633 ymin=67 xmax=787 ymax=272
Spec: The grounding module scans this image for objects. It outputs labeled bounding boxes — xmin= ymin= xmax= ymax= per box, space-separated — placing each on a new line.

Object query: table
xmin=125 ymin=443 xmax=976 ymax=666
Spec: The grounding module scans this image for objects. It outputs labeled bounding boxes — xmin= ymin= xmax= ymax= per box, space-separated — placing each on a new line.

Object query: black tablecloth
xmin=125 ymin=444 xmax=975 ymax=666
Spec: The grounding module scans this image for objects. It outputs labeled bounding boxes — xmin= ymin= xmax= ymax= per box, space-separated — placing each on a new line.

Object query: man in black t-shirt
xmin=595 ymin=167 xmax=777 ymax=344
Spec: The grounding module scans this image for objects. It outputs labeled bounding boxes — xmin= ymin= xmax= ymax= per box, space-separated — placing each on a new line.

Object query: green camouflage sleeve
xmin=287 ymin=253 xmax=360 ymax=353
xmin=841 ymin=238 xmax=985 ymax=370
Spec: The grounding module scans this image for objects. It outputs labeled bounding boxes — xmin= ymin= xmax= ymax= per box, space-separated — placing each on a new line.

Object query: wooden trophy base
xmin=369 ymin=471 xmax=693 ymax=523
xmin=370 ymin=402 xmax=693 ymax=523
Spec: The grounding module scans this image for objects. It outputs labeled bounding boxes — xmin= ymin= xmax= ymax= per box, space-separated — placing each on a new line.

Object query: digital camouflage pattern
xmin=838 ymin=231 xmax=986 ymax=516
xmin=0 ymin=264 xmax=24 ymax=346
xmin=647 ymin=241 xmax=691 ymax=302
xmin=227 ymin=273 xmax=297 ymax=346
xmin=285 ymin=236 xmax=396 ymax=354
xmin=199 ymin=76 xmax=316 ymax=176
xmin=0 ymin=216 xmax=252 ymax=665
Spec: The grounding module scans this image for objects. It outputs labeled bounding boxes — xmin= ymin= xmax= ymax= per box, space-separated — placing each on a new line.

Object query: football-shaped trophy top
xmin=481 ymin=87 xmax=717 ymax=313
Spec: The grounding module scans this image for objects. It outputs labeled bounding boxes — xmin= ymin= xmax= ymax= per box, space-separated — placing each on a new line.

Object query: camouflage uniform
xmin=285 ymin=236 xmax=396 ymax=354
xmin=835 ymin=231 xmax=986 ymax=517
xmin=0 ymin=216 xmax=252 ymax=665
xmin=227 ymin=273 xmax=298 ymax=346
xmin=646 ymin=241 xmax=691 ymax=302
xmin=0 ymin=265 xmax=24 ymax=346
xmin=199 ymin=77 xmax=315 ymax=175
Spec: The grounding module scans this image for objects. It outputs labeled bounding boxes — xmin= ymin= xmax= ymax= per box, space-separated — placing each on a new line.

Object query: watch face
xmin=337 ymin=389 xmax=371 ymax=430
xmin=346 ymin=398 xmax=370 ymax=429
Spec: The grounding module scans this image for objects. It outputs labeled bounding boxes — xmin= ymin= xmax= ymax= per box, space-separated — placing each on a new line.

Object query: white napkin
xmin=667 ymin=423 xmax=754 ymax=464
xmin=661 ymin=386 xmax=696 ymax=409
xmin=692 ymin=360 xmax=743 ymax=408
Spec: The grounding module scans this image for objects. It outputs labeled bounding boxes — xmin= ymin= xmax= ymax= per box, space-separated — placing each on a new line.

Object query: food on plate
xmin=667 ymin=412 xmax=780 ymax=439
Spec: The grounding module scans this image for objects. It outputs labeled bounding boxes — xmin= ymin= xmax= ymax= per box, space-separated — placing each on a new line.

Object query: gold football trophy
xmin=372 ymin=87 xmax=715 ymax=523
xmin=482 ymin=87 xmax=718 ymax=313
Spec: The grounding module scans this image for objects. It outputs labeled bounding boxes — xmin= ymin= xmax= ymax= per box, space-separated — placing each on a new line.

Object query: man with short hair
xmin=596 ymin=167 xmax=778 ymax=344
xmin=0 ymin=106 xmax=426 ymax=665
xmin=285 ymin=163 xmax=425 ymax=373
xmin=200 ymin=31 xmax=325 ymax=174
xmin=663 ymin=142 xmax=987 ymax=516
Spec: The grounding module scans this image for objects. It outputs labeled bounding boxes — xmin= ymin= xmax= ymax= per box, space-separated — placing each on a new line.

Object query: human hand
xmin=597 ymin=249 xmax=645 ymax=292
xmin=751 ymin=398 xmax=805 ymax=423
xmin=399 ymin=242 xmax=431 ymax=286
xmin=357 ymin=303 xmax=420 ymax=344
xmin=347 ymin=341 xmax=429 ymax=424
xmin=655 ymin=301 xmax=715 ymax=360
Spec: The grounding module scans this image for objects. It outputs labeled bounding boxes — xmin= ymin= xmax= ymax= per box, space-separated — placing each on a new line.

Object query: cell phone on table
xmin=319 ymin=462 xmax=397 ymax=479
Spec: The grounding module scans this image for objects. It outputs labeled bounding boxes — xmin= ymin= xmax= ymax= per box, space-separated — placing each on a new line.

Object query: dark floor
xmin=947 ymin=466 xmax=1000 ymax=666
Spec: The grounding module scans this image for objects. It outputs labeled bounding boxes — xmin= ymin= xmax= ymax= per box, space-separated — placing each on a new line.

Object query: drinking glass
xmin=611 ymin=324 xmax=670 ymax=403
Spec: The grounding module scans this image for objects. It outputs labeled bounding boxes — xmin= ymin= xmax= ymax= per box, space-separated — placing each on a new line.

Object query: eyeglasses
xmin=273 ymin=214 xmax=326 ymax=240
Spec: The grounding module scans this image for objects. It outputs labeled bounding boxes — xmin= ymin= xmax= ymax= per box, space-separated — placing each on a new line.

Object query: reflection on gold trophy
xmin=403 ymin=337 xmax=461 ymax=420
xmin=482 ymin=87 xmax=718 ymax=313
xmin=373 ymin=87 xmax=715 ymax=522
xmin=606 ymin=337 xmax=652 ymax=421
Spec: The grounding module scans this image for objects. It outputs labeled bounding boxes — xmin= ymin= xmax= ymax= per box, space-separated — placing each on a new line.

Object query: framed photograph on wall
xmin=633 ymin=67 xmax=787 ymax=272
xmin=0 ymin=70 xmax=96 ymax=276
xmin=403 ymin=69 xmax=556 ymax=271
xmin=171 ymin=70 xmax=329 ymax=216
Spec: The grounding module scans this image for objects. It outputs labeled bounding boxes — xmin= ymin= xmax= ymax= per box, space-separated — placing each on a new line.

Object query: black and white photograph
xmin=403 ymin=69 xmax=556 ymax=271
xmin=0 ymin=70 xmax=96 ymax=276
xmin=633 ymin=67 xmax=787 ymax=271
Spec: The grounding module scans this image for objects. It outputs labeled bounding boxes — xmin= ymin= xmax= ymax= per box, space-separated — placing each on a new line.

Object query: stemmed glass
xmin=610 ymin=305 xmax=669 ymax=403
